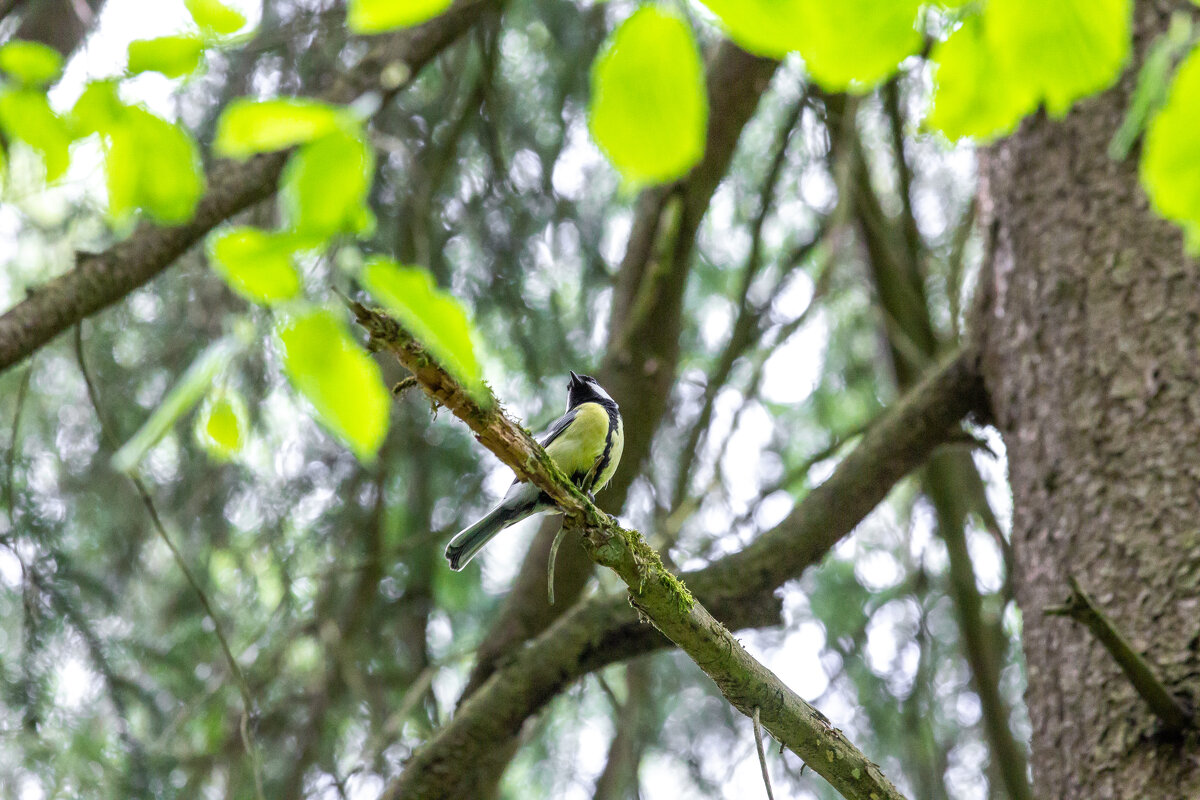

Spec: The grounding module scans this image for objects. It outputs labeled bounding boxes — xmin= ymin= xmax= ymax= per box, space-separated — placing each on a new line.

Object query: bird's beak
xmin=569 ymin=371 xmax=581 ymax=384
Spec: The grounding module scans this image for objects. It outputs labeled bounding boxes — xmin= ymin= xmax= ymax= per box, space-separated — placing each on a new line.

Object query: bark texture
xmin=980 ymin=2 xmax=1200 ymax=797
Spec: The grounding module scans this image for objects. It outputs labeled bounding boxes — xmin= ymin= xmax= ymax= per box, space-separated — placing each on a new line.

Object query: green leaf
xmin=276 ymin=309 xmax=389 ymax=460
xmin=106 ymin=107 xmax=205 ymax=224
xmin=112 ymin=335 xmax=246 ymax=472
xmin=0 ymin=40 xmax=63 ymax=86
xmin=207 ymin=227 xmax=305 ymax=304
xmin=71 ymin=80 xmax=125 ymax=137
xmin=185 ymin=0 xmax=248 ymax=35
xmin=926 ymin=16 xmax=1038 ymax=141
xmin=194 ymin=388 xmax=248 ymax=460
xmin=360 ymin=257 xmax=487 ymax=402
xmin=213 ymin=98 xmax=348 ymax=158
xmin=1109 ymin=13 xmax=1192 ymax=161
xmin=695 ymin=0 xmax=806 ymax=59
xmin=0 ymin=88 xmax=73 ymax=181
xmin=347 ymin=0 xmax=452 ymax=34
xmin=71 ymin=84 xmax=205 ymax=222
xmin=127 ymin=35 xmax=205 ymax=78
xmin=588 ymin=7 xmax=707 ymax=185
xmin=281 ymin=128 xmax=376 ymax=239
xmin=985 ymin=0 xmax=1131 ymax=117
xmin=697 ymin=0 xmax=921 ymax=89
xmin=1142 ymin=47 xmax=1200 ymax=247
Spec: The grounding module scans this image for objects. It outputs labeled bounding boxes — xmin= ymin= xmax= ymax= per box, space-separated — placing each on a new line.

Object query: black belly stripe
xmin=587 ymin=408 xmax=619 ymax=493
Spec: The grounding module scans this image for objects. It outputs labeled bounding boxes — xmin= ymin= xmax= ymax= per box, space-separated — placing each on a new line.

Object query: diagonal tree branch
xmin=462 ymin=39 xmax=779 ymax=700
xmin=350 ymin=302 xmax=935 ymax=800
xmin=0 ymin=0 xmax=499 ymax=375
xmin=376 ymin=339 xmax=985 ymax=798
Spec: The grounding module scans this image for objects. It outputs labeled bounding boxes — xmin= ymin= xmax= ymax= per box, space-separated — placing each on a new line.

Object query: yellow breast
xmin=544 ymin=402 xmax=611 ymax=478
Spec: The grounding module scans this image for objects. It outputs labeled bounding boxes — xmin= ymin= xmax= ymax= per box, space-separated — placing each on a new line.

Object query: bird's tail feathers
xmin=445 ymin=500 xmax=539 ymax=571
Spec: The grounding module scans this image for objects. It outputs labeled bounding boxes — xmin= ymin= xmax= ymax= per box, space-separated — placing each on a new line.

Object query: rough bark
xmin=979 ymin=2 xmax=1200 ymax=797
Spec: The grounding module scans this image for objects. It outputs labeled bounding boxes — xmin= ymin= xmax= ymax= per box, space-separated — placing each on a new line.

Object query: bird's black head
xmin=567 ymin=371 xmax=616 ymax=410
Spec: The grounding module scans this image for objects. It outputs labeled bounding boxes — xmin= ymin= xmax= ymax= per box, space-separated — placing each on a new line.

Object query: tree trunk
xmin=979 ymin=2 xmax=1200 ymax=797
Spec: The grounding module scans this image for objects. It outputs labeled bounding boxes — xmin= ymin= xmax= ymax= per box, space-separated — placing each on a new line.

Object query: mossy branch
xmin=352 ymin=301 xmax=909 ymax=800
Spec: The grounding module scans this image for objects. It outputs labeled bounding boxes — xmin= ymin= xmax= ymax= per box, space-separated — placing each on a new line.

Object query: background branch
xmin=0 ymin=0 xmax=499 ymax=374
xmin=350 ymin=302 xmax=957 ymax=800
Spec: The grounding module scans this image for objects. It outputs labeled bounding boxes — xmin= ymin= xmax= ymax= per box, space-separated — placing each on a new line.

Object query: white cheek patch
xmin=589 ymin=381 xmax=614 ymax=405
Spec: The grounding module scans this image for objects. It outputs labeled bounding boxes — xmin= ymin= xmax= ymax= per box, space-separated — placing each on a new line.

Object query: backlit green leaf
xmin=71 ymin=80 xmax=124 ymax=136
xmin=127 ymin=35 xmax=205 ymax=78
xmin=698 ymin=0 xmax=921 ymax=90
xmin=0 ymin=40 xmax=63 ymax=86
xmin=207 ymin=227 xmax=304 ymax=305
xmin=360 ymin=257 xmax=487 ymax=402
xmin=347 ymin=0 xmax=452 ymax=33
xmin=214 ymin=98 xmax=347 ymax=158
xmin=1109 ymin=12 xmax=1192 ymax=161
xmin=106 ymin=107 xmax=205 ymax=224
xmin=986 ymin=0 xmax=1131 ymax=117
xmin=588 ymin=7 xmax=707 ymax=185
xmin=281 ymin=128 xmax=376 ymax=239
xmin=0 ymin=88 xmax=72 ymax=180
xmin=71 ymin=85 xmax=205 ymax=222
xmin=276 ymin=309 xmax=389 ymax=460
xmin=112 ymin=335 xmax=246 ymax=472
xmin=694 ymin=0 xmax=806 ymax=59
xmin=1142 ymin=47 xmax=1200 ymax=247
xmin=194 ymin=388 xmax=248 ymax=460
xmin=926 ymin=16 xmax=1038 ymax=141
xmin=186 ymin=0 xmax=248 ymax=35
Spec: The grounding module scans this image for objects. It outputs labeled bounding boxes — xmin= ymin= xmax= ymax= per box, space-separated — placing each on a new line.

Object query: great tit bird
xmin=445 ymin=371 xmax=624 ymax=571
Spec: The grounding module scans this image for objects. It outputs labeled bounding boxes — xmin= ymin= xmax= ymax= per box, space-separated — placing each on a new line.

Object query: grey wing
xmin=505 ymin=407 xmax=579 ymax=489
xmin=537 ymin=407 xmax=579 ymax=449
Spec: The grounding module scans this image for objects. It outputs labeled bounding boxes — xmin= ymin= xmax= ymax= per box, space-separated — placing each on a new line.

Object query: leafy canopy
xmin=8 ymin=0 xmax=1200 ymax=465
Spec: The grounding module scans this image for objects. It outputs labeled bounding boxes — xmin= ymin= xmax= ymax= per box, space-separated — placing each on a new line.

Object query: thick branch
xmin=0 ymin=0 xmax=498 ymax=374
xmin=379 ymin=342 xmax=985 ymax=799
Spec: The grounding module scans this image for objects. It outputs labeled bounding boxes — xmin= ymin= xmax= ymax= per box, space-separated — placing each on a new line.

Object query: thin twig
xmin=4 ymin=361 xmax=33 ymax=536
xmin=753 ymin=706 xmax=777 ymax=800
xmin=669 ymin=88 xmax=814 ymax=511
xmin=73 ymin=324 xmax=266 ymax=800
xmin=1046 ymin=575 xmax=1194 ymax=732
xmin=547 ymin=520 xmax=569 ymax=606
xmin=3 ymin=361 xmax=35 ymax=657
